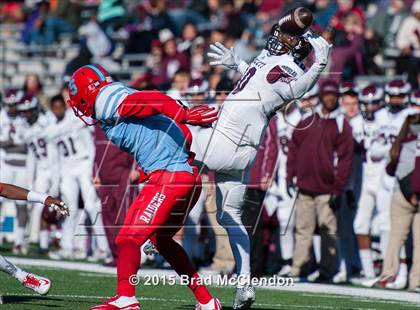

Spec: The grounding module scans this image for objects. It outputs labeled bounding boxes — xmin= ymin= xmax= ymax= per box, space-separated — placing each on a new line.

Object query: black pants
xmin=242 ymin=187 xmax=267 ymax=277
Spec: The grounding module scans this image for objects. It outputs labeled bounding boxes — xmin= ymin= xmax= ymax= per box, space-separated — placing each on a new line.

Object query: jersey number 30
xmin=232 ymin=67 xmax=257 ymax=94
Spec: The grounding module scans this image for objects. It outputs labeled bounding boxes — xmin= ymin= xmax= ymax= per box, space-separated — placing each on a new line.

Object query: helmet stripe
xmin=85 ymin=65 xmax=106 ymax=81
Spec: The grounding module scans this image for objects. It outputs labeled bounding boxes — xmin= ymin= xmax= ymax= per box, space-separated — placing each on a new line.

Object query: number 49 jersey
xmin=215 ymin=50 xmax=305 ymax=148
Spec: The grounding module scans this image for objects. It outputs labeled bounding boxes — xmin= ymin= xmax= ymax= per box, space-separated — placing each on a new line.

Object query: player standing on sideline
xmin=0 ymin=89 xmax=30 ymax=255
xmin=362 ymin=79 xmax=412 ymax=288
xmin=67 ymin=64 xmax=221 ymax=310
xmin=198 ymin=7 xmax=331 ymax=309
xmin=46 ymin=95 xmax=110 ymax=261
xmin=352 ymin=84 xmax=386 ymax=284
xmin=17 ymin=95 xmax=58 ymax=253
xmin=0 ymin=182 xmax=68 ymax=296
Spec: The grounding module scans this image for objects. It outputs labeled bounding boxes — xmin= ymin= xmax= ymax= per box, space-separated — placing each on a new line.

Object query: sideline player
xmin=0 ymin=182 xmax=67 ymax=296
xmin=198 ymin=9 xmax=331 ymax=309
xmin=67 ymin=64 xmax=221 ymax=310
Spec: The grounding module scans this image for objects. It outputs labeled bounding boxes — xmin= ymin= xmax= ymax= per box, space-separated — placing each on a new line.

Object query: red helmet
xmin=67 ymin=64 xmax=112 ymax=123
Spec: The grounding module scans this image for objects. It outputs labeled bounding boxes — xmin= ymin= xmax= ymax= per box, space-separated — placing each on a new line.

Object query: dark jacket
xmin=286 ymin=107 xmax=354 ymax=195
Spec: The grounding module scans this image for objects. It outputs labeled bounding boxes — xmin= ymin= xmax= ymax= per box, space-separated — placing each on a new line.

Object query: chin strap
xmin=67 ymin=99 xmax=98 ymax=126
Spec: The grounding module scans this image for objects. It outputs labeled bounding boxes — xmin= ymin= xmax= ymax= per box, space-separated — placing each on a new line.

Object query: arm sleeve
xmin=333 ymin=121 xmax=354 ymax=195
xmin=117 ymin=90 xmax=187 ymax=122
xmin=273 ymin=63 xmax=325 ymax=102
xmin=262 ymin=119 xmax=279 ymax=178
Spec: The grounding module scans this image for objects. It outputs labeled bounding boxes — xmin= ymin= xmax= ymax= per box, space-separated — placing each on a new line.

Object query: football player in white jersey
xmin=264 ymin=104 xmax=301 ymax=277
xmin=198 ymin=17 xmax=331 ymax=308
xmin=0 ymin=89 xmax=30 ymax=255
xmin=367 ymin=79 xmax=412 ymax=288
xmin=46 ymin=95 xmax=109 ymax=261
xmin=17 ymin=95 xmax=59 ymax=253
xmin=0 ymin=182 xmax=68 ymax=296
xmin=352 ymin=84 xmax=385 ymax=284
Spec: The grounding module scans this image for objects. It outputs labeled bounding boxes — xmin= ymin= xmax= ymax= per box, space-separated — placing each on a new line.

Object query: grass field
xmin=0 ymin=267 xmax=419 ymax=310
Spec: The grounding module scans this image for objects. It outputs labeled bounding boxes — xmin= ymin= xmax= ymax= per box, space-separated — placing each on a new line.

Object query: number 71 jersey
xmin=216 ymin=50 xmax=305 ymax=148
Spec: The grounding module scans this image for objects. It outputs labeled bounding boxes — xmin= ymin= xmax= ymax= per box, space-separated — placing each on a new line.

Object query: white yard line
xmin=0 ymin=293 xmax=350 ymax=309
xmin=6 ymin=257 xmax=420 ymax=305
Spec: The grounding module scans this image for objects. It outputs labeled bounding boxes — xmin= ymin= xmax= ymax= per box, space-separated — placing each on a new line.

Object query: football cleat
xmin=89 ymin=295 xmax=140 ymax=310
xmin=332 ymin=271 xmax=347 ymax=284
xmin=385 ymin=276 xmax=407 ymax=290
xmin=21 ymin=273 xmax=51 ymax=295
xmin=233 ymin=285 xmax=255 ymax=310
xmin=195 ymin=298 xmax=222 ymax=310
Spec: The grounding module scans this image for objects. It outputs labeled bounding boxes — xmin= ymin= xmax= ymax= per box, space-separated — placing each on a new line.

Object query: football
xmin=278 ymin=6 xmax=314 ymax=36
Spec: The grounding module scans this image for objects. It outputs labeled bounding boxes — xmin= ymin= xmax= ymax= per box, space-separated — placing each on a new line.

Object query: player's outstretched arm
xmin=0 ymin=183 xmax=69 ymax=216
xmin=276 ymin=32 xmax=332 ymax=101
xmin=207 ymin=42 xmax=249 ymax=75
xmin=117 ymin=91 xmax=218 ymax=126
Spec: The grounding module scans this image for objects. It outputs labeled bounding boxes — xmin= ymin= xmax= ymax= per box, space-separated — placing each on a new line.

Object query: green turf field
xmin=0 ymin=267 xmax=419 ymax=310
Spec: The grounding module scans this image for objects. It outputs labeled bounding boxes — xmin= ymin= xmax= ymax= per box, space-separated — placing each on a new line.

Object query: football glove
xmin=45 ymin=197 xmax=69 ymax=216
xmin=304 ymin=31 xmax=332 ymax=68
xmin=181 ymin=105 xmax=218 ymax=126
xmin=207 ymin=42 xmax=242 ymax=70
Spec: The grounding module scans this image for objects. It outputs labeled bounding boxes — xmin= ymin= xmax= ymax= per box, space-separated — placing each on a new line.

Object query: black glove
xmin=329 ymin=194 xmax=341 ymax=211
xmin=286 ymin=181 xmax=296 ymax=198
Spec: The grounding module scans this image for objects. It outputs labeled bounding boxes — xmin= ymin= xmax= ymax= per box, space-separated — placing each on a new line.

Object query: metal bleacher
xmin=0 ymin=23 xmax=149 ymax=97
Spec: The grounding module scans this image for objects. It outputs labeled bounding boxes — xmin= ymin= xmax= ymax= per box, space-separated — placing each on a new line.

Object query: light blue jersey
xmin=95 ymin=82 xmax=192 ymax=174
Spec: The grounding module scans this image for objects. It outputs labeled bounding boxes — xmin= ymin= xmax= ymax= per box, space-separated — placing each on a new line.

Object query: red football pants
xmin=115 ymin=167 xmax=209 ymax=298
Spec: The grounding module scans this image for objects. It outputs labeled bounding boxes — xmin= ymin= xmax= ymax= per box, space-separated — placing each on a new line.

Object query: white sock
xmin=339 ymin=259 xmax=346 ymax=273
xmin=15 ymin=227 xmax=25 ymax=246
xmin=39 ymin=230 xmax=49 ymax=250
xmin=397 ymin=262 xmax=408 ymax=279
xmin=313 ymin=235 xmax=321 ymax=263
xmin=360 ymin=249 xmax=375 ymax=278
xmin=379 ymin=230 xmax=390 ymax=258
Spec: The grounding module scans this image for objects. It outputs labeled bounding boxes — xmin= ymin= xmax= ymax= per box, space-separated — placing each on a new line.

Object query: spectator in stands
xmin=365 ymin=0 xmax=409 ymax=58
xmin=97 ymin=0 xmax=126 ymax=33
xmin=125 ymin=0 xmax=177 ymax=54
xmin=286 ymin=80 xmax=354 ymax=281
xmin=190 ymin=37 xmax=209 ymax=80
xmin=377 ymin=111 xmax=420 ymax=292
xmin=242 ymin=119 xmax=278 ymax=277
xmin=161 ymin=36 xmax=190 ymax=87
xmin=167 ymin=69 xmax=191 ymax=101
xmin=327 ymin=1 xmax=365 ymax=82
xmin=79 ymin=15 xmax=118 ymax=70
xmin=49 ymin=0 xmax=82 ymax=31
xmin=220 ymin=0 xmax=245 ymax=39
xmin=22 ymin=73 xmax=48 ymax=111
xmin=178 ymin=23 xmax=199 ymax=54
xmin=144 ymin=39 xmax=165 ymax=88
xmin=201 ymin=0 xmax=224 ymax=31
xmin=0 ymin=2 xmax=24 ymax=23
xmin=311 ymin=0 xmax=338 ymax=32
xmin=21 ymin=0 xmax=75 ymax=45
xmin=396 ymin=0 xmax=420 ymax=88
